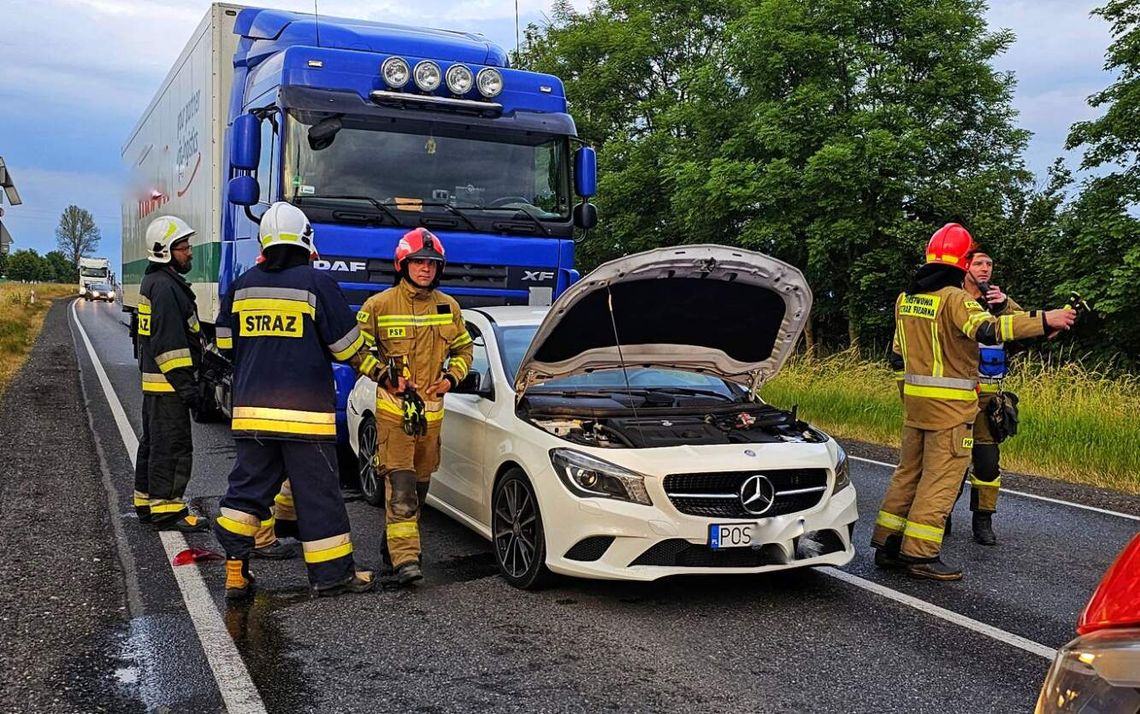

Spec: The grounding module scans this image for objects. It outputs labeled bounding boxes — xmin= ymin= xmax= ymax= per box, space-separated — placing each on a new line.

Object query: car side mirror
xmin=455 ymin=371 xmax=481 ymax=393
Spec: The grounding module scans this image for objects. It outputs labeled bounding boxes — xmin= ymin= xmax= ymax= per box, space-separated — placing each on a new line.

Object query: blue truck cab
xmin=221 ymin=8 xmax=597 ymax=455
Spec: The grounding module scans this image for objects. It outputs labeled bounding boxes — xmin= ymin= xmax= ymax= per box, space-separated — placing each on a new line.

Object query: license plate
xmin=708 ymin=523 xmax=754 ymax=549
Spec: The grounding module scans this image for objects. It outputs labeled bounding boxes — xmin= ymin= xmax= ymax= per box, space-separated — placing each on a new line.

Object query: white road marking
xmin=71 ymin=302 xmax=268 ymax=714
xmin=822 ymin=568 xmax=1058 ymax=661
xmin=851 ymin=455 xmax=1140 ymax=522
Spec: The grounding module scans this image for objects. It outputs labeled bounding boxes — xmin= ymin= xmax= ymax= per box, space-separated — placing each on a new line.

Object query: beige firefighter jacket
xmin=356 ymin=279 xmax=474 ymax=424
xmin=891 ymin=286 xmax=1044 ymax=430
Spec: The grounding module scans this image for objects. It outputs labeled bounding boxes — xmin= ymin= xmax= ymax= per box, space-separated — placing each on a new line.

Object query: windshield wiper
xmin=452 ymin=204 xmax=552 ymax=236
xmin=295 ymin=194 xmax=400 ymax=225
xmin=418 ymin=201 xmax=480 ymax=232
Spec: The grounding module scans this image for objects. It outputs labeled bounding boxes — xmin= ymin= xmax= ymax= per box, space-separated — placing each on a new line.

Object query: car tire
xmin=492 ymin=468 xmax=553 ymax=590
xmin=358 ymin=414 xmax=384 ymax=508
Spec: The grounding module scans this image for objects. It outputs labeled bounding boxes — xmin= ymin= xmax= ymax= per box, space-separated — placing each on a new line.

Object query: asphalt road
xmin=8 ymin=297 xmax=1138 ymax=713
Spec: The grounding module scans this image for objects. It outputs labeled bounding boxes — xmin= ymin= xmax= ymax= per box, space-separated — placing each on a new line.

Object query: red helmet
xmin=925 ymin=223 xmax=975 ymax=271
xmin=394 ymin=227 xmax=446 ymax=272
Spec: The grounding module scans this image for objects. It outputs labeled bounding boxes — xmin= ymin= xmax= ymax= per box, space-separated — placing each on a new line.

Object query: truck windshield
xmin=283 ymin=111 xmax=572 ymax=227
xmin=81 ymin=267 xmax=108 ymax=278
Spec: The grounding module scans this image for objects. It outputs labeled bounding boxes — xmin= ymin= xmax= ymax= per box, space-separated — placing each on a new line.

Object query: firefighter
xmin=961 ymin=250 xmax=1020 ymax=545
xmin=872 ymin=223 xmax=1075 ymax=581
xmin=134 ymin=215 xmax=209 ymax=532
xmin=357 ymin=228 xmax=473 ymax=586
xmin=212 ymin=203 xmax=381 ymax=599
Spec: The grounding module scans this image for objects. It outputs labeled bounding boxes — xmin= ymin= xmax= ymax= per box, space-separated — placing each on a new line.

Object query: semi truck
xmin=78 ymin=257 xmax=111 ymax=294
xmin=121 ymin=4 xmax=597 ymax=447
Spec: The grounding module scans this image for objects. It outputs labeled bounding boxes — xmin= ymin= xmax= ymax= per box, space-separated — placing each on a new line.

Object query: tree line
xmin=522 ymin=0 xmax=1140 ymax=369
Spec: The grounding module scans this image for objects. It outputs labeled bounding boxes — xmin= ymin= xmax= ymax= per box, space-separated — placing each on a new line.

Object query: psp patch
xmin=385 ymin=326 xmax=407 ymax=338
xmin=240 ymin=309 xmax=305 ymax=338
xmin=962 ymin=437 xmax=974 ymax=449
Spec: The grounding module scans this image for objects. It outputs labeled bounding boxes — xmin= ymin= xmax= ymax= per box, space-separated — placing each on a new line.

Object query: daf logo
xmin=314 ymin=259 xmax=367 ymax=273
xmin=522 ymin=270 xmax=555 ymax=282
xmin=739 ymin=474 xmax=775 ymax=516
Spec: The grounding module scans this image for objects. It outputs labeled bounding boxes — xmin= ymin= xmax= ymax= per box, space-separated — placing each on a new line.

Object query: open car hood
xmin=514 ymin=245 xmax=812 ymax=395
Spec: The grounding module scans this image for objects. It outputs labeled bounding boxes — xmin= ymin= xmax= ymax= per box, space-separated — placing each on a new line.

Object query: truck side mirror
xmin=228 ymin=176 xmax=259 ymax=207
xmin=573 ymin=201 xmax=597 ymax=230
xmin=574 ymin=146 xmax=597 ymax=198
xmin=231 ymin=113 xmax=260 ymax=171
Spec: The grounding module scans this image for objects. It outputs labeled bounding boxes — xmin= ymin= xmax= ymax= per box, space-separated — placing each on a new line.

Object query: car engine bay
xmin=521 ymin=394 xmax=828 ymax=449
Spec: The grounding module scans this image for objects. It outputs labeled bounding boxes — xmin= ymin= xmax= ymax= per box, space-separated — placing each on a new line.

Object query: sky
xmin=0 ymin=0 xmax=1118 ymax=273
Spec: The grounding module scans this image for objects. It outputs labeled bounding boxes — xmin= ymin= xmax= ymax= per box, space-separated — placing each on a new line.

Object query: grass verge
xmin=761 ymin=349 xmax=1140 ymax=496
xmin=0 ymin=283 xmax=77 ymax=398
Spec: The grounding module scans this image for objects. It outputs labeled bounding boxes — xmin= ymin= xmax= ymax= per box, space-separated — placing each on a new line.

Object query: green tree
xmin=0 ymin=251 xmax=7 ymax=278
xmin=54 ymin=205 xmax=101 ymax=268
xmin=1056 ymin=0 xmax=1140 ymax=366
xmin=524 ymin=0 xmax=1032 ymax=351
xmin=43 ymin=250 xmax=75 ymax=284
xmin=6 ymin=249 xmax=47 ymax=282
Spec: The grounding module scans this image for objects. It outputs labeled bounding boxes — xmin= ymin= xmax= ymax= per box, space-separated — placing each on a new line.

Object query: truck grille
xmin=363 ymin=260 xmax=510 ymax=290
xmin=663 ymin=469 xmax=828 ymax=519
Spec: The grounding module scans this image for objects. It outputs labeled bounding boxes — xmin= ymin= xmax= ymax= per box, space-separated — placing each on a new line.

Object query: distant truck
xmin=78 ymin=257 xmax=111 ymax=294
xmin=120 ymin=3 xmax=597 ymax=448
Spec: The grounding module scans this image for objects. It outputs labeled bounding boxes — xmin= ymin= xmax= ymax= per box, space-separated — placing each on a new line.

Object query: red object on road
xmin=172 ymin=547 xmax=225 ymax=566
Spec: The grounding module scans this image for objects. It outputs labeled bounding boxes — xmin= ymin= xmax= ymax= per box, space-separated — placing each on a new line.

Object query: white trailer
xmin=78 ymin=257 xmax=111 ymax=293
xmin=120 ymin=3 xmax=240 ymax=322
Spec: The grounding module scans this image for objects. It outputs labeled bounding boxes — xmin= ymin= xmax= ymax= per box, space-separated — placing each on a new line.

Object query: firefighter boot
xmin=225 ymin=559 xmax=255 ymax=601
xmin=395 ymin=561 xmax=423 ymax=587
xmin=157 ymin=513 xmax=211 ymax=533
xmin=906 ymin=558 xmax=963 ymax=582
xmin=314 ymin=570 xmax=376 ymax=598
xmin=972 ymin=512 xmax=997 ymax=546
xmin=253 ymin=538 xmax=300 ymax=560
xmin=873 ymin=534 xmax=906 ymax=570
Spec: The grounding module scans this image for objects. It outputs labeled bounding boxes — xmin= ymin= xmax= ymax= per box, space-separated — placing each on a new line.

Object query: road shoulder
xmin=0 ymin=297 xmax=140 ymax=713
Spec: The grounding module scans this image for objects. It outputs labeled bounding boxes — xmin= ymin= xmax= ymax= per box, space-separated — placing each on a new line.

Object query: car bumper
xmin=542 ymin=478 xmax=858 ymax=582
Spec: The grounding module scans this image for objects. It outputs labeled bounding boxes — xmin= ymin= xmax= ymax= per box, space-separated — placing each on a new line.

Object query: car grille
xmin=663 ymin=468 xmax=828 ymax=519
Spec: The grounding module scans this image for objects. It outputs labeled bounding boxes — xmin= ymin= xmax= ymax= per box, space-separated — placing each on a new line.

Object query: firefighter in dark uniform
xmin=873 ymin=224 xmax=1075 ymax=581
xmin=134 ymin=215 xmax=209 ymax=532
xmin=212 ymin=203 xmax=382 ymax=599
xmin=962 ymin=249 xmax=1021 ymax=545
xmin=357 ymin=228 xmax=473 ymax=586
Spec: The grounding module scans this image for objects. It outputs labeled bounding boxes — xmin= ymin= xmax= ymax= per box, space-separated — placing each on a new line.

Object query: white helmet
xmin=259 ymin=202 xmax=316 ymax=256
xmin=145 ymin=216 xmax=195 ymax=264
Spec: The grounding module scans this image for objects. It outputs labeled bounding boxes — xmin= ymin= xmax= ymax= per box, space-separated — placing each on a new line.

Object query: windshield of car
xmin=496 ymin=325 xmax=739 ymax=396
xmin=89 ymin=283 xmax=112 ymax=291
xmin=283 ymin=110 xmax=572 ymax=226
xmin=81 ymin=267 xmax=108 ymax=278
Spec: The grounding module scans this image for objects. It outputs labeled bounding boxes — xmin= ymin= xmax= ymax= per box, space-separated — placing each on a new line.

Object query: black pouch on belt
xmin=986 ymin=390 xmax=1020 ymax=443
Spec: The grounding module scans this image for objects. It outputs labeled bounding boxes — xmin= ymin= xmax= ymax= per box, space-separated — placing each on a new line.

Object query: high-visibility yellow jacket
xmin=356 ymin=280 xmax=474 ymax=425
xmin=891 ymin=286 xmax=1045 ymax=430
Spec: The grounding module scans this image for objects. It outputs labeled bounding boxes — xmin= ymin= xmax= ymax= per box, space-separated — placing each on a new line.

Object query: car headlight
xmin=550 ymin=449 xmax=652 ymax=506
xmin=832 ymin=443 xmax=851 ymax=494
xmin=413 ymin=61 xmax=441 ymax=92
xmin=476 ymin=68 xmax=503 ymax=98
xmin=381 ymin=56 xmax=410 ymax=88
xmin=445 ymin=64 xmax=474 ymax=95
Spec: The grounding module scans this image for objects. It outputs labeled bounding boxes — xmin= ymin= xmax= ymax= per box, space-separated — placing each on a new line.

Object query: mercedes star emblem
xmin=739 ymin=474 xmax=776 ymax=515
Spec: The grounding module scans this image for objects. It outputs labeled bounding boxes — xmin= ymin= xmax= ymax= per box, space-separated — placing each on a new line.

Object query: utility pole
xmin=0 ymin=156 xmax=21 ymax=256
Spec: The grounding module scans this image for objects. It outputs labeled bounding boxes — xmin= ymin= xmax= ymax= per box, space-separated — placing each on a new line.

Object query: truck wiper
xmin=295 ymin=194 xmax=400 ymax=225
xmin=418 ymin=201 xmax=480 ymax=233
xmin=452 ymin=204 xmax=551 ymax=236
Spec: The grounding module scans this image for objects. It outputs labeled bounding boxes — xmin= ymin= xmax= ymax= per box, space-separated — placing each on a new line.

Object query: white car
xmin=347 ymin=245 xmax=858 ymax=588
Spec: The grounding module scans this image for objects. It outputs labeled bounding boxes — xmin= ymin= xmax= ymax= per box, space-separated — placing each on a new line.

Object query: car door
xmin=437 ymin=321 xmax=493 ymax=521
